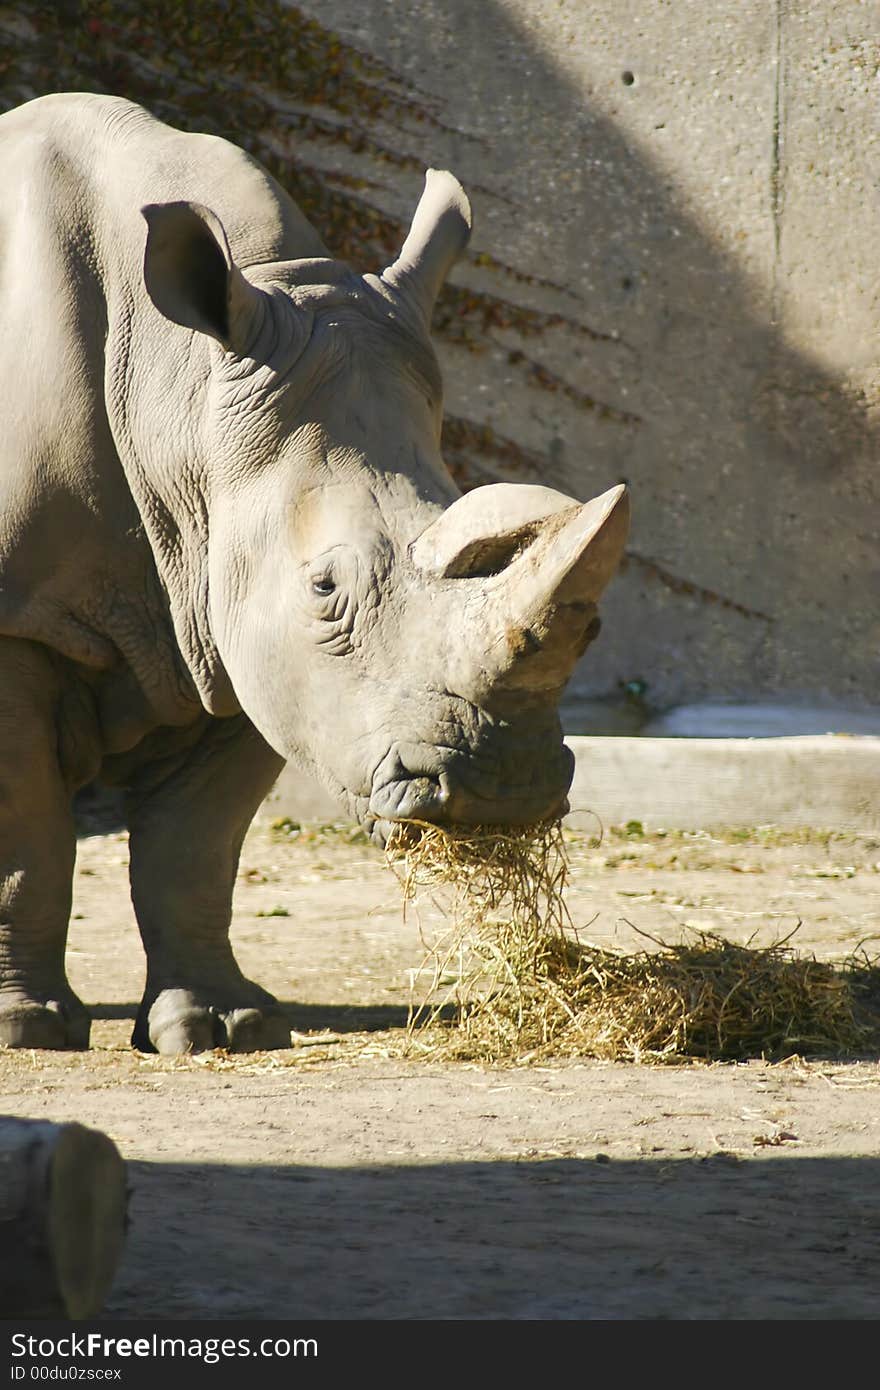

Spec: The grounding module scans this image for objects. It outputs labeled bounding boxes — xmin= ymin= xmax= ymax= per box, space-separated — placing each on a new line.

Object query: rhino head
xmin=141 ymin=172 xmax=629 ymax=843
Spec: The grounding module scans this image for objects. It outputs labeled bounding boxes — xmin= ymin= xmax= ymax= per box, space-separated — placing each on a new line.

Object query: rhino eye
xmin=303 ymin=553 xmax=357 ymax=638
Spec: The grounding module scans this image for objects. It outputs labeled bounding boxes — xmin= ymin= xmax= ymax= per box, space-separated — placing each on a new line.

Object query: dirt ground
xmin=2 ymin=815 xmax=879 ymax=1320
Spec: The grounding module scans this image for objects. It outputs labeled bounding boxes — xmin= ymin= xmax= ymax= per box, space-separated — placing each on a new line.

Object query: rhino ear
xmin=142 ymin=201 xmax=262 ymax=353
xmin=381 ymin=170 xmax=472 ymax=326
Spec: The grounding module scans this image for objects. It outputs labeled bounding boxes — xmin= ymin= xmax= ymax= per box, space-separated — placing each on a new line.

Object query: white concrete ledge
xmin=566 ymin=735 xmax=880 ymax=834
xmin=262 ymin=735 xmax=880 ymax=835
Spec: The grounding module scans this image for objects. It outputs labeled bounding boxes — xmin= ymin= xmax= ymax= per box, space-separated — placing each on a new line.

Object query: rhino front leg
xmin=127 ymin=716 xmax=287 ymax=1054
xmin=0 ymin=641 xmax=90 ymax=1049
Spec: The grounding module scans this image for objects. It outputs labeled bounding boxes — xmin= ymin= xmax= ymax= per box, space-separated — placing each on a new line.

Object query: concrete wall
xmin=286 ymin=0 xmax=880 ymax=728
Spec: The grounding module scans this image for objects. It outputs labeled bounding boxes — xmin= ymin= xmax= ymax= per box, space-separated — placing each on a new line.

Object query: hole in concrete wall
xmin=621 ymin=70 xmax=635 ymax=86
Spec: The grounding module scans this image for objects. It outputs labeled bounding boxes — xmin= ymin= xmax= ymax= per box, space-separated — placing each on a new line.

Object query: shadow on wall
xmin=105 ymin=1153 xmax=880 ymax=1318
xmin=1 ymin=1 xmax=877 ymax=717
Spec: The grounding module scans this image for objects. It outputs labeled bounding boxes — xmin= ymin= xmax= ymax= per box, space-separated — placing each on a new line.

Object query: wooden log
xmin=0 ymin=1117 xmax=127 ymax=1318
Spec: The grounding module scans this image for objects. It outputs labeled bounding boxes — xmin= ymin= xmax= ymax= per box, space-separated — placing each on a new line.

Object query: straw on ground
xmin=385 ymin=820 xmax=880 ymax=1064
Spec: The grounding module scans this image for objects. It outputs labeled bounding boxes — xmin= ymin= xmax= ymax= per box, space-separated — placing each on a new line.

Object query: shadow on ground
xmin=89 ymin=1001 xmax=413 ymax=1032
xmin=103 ymin=1154 xmax=880 ymax=1320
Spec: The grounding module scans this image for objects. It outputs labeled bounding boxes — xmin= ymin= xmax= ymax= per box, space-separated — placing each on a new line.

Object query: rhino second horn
xmin=381 ymin=169 xmax=472 ymax=326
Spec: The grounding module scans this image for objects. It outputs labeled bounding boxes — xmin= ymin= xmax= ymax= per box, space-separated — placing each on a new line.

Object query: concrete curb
xmin=262 ymin=735 xmax=880 ymax=835
xmin=566 ymin=735 xmax=880 ymax=834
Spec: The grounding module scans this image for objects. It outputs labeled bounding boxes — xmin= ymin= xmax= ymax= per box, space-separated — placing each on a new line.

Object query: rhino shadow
xmin=101 ymin=1154 xmax=880 ymax=1319
xmin=87 ymin=1000 xmax=417 ymax=1033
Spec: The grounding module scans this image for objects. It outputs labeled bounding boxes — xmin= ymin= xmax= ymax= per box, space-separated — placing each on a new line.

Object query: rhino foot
xmin=0 ymin=994 xmax=91 ymax=1050
xmin=134 ymin=987 xmax=291 ymax=1055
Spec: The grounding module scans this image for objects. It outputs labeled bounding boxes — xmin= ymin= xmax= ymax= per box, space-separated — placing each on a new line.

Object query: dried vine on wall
xmin=0 ymin=0 xmax=635 ymax=493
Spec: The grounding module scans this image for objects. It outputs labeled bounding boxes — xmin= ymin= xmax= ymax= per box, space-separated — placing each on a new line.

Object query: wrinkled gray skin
xmin=0 ymin=94 xmax=629 ymax=1054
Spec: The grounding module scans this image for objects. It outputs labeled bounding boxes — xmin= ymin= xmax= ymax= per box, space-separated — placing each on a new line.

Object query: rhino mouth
xmin=367 ymin=747 xmax=450 ymax=824
xmin=365 ymin=739 xmax=573 ymax=845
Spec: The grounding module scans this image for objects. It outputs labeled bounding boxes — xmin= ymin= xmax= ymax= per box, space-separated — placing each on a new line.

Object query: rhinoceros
xmin=0 ymin=92 xmax=629 ymax=1054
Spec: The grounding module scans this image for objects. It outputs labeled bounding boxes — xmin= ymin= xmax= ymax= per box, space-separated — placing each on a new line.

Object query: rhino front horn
xmin=380 ymin=169 xmax=472 ymax=325
xmin=412 ymin=482 xmax=630 ymax=705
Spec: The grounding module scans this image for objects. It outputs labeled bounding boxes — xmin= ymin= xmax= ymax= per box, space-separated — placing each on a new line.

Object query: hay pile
xmin=385 ymin=821 xmax=880 ymax=1064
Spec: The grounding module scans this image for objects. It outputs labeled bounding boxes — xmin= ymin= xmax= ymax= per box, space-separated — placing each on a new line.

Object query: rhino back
xmin=0 ymin=93 xmax=327 ymax=268
xmin=0 ymin=94 xmax=326 ymax=753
